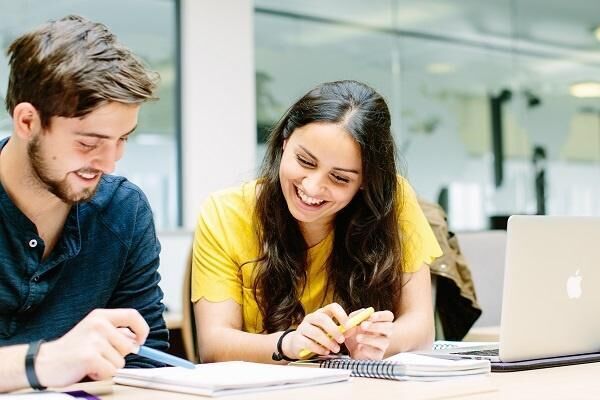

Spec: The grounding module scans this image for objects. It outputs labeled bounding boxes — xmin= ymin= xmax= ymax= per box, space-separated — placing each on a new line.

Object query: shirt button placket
xmin=26 ymin=238 xmax=41 ymax=313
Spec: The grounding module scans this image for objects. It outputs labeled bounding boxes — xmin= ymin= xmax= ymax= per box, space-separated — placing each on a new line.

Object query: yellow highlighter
xmin=298 ymin=307 xmax=375 ymax=359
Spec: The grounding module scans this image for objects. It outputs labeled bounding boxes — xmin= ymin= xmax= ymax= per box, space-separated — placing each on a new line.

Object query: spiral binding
xmin=432 ymin=342 xmax=459 ymax=350
xmin=321 ymin=359 xmax=397 ymax=380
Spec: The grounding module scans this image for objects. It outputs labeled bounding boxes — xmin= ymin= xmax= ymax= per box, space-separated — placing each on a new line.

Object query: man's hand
xmin=35 ymin=308 xmax=149 ymax=387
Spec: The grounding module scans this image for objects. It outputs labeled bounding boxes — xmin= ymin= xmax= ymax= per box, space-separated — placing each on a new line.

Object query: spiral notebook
xmin=291 ymin=353 xmax=490 ymax=381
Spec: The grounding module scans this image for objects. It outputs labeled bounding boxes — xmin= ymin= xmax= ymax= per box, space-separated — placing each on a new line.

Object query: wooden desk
xmin=487 ymin=362 xmax=600 ymax=398
xmin=56 ymin=361 xmax=600 ymax=400
xmin=86 ymin=377 xmax=496 ymax=400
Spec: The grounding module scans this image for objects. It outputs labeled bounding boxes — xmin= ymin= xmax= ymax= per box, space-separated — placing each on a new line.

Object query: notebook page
xmin=116 ymin=361 xmax=351 ymax=390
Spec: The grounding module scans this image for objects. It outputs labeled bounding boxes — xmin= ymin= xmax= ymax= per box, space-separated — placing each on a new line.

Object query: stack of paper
xmin=114 ymin=361 xmax=351 ymax=397
xmin=382 ymin=353 xmax=490 ymax=380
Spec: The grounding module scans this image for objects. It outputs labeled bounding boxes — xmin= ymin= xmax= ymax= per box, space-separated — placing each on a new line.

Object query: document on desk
xmin=114 ymin=361 xmax=351 ymax=397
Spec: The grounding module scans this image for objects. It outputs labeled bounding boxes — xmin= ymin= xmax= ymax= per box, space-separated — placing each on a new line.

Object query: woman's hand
xmin=282 ymin=303 xmax=349 ymax=359
xmin=344 ymin=310 xmax=395 ymax=360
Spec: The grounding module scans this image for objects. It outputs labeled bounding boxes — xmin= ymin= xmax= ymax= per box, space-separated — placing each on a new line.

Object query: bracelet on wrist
xmin=271 ymin=328 xmax=298 ymax=362
xmin=25 ymin=340 xmax=47 ymax=391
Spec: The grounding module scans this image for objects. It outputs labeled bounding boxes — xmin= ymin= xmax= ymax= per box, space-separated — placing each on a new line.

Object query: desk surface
xmin=61 ymin=326 xmax=600 ymax=399
xmin=58 ymin=361 xmax=600 ymax=400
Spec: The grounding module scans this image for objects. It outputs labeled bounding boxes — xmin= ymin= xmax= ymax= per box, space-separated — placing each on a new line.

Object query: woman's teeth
xmin=296 ymin=186 xmax=325 ymax=206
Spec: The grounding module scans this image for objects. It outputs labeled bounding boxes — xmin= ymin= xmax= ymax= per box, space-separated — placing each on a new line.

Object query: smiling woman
xmin=191 ymin=80 xmax=442 ymax=365
xmin=279 ymin=122 xmax=363 ymax=246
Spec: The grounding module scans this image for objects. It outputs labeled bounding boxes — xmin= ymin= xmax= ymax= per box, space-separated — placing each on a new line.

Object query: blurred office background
xmin=253 ymin=0 xmax=600 ymax=230
xmin=1 ymin=1 xmax=600 ymax=314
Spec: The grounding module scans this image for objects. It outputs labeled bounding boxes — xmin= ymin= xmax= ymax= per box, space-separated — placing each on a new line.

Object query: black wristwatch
xmin=25 ymin=340 xmax=47 ymax=390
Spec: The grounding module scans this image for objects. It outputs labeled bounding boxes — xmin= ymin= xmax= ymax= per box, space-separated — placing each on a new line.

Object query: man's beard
xmin=27 ymin=135 xmax=101 ymax=204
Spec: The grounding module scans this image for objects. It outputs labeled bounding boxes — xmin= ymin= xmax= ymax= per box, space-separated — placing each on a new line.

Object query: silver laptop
xmin=433 ymin=215 xmax=600 ymax=362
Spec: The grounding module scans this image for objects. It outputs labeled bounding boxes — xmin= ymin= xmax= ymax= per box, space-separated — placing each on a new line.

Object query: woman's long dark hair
xmin=253 ymin=80 xmax=404 ymax=333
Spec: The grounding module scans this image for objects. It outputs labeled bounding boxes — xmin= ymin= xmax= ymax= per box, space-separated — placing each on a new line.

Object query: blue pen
xmin=135 ymin=345 xmax=196 ymax=369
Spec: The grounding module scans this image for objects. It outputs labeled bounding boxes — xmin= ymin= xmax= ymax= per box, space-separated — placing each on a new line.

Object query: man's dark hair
xmin=5 ymin=14 xmax=158 ymax=128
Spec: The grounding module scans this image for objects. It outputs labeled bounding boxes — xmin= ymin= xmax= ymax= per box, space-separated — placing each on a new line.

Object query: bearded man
xmin=0 ymin=15 xmax=168 ymax=392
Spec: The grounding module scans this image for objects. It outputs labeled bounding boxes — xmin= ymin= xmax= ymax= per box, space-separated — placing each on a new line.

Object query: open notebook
xmin=291 ymin=352 xmax=490 ymax=381
xmin=114 ymin=361 xmax=351 ymax=397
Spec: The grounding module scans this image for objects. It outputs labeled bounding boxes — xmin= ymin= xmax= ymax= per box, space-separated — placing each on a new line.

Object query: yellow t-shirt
xmin=191 ymin=178 xmax=442 ymax=333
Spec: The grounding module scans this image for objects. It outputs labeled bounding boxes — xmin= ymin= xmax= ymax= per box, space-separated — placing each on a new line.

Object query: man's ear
xmin=12 ymin=103 xmax=42 ymax=140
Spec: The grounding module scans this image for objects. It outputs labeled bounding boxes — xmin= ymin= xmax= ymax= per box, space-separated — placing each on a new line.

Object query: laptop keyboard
xmin=452 ymin=349 xmax=499 ymax=357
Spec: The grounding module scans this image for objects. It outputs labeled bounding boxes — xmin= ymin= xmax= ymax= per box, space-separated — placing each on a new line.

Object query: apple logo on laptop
xmin=566 ymin=269 xmax=582 ymax=299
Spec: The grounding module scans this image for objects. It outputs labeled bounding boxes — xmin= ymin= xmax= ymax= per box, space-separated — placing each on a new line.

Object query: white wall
xmin=181 ymin=0 xmax=256 ymax=229
xmin=159 ymin=2 xmax=257 ymax=311
xmin=157 ymin=230 xmax=194 ymax=314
